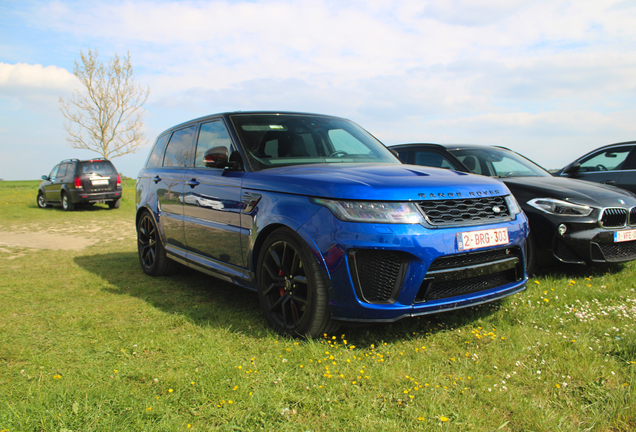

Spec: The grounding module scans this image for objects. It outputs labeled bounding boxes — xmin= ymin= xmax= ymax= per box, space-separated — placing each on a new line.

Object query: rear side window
xmin=57 ymin=163 xmax=68 ymax=177
xmin=163 ymin=126 xmax=197 ymax=168
xmin=146 ymin=134 xmax=170 ymax=168
xmin=80 ymin=161 xmax=115 ymax=175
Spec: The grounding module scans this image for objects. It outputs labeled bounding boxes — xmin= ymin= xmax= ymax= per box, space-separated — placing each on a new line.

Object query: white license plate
xmin=457 ymin=227 xmax=509 ymax=251
xmin=614 ymin=229 xmax=636 ymax=242
xmin=91 ymin=179 xmax=109 ymax=186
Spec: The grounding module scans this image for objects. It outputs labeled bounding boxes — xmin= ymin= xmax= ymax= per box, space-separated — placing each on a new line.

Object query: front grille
xmin=598 ymin=241 xmax=636 ymax=261
xmin=601 ymin=208 xmax=627 ymax=228
xmin=425 ymin=272 xmax=514 ymax=300
xmin=419 ymin=196 xmax=511 ymax=226
xmin=348 ymin=250 xmax=407 ymax=303
xmin=630 ymin=207 xmax=636 ymax=226
xmin=417 ymin=247 xmax=522 ymax=302
xmin=428 ymin=248 xmax=514 ymax=271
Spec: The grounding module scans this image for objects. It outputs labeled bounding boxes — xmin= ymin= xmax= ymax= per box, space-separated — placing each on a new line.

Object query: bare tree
xmin=59 ymin=49 xmax=150 ymax=159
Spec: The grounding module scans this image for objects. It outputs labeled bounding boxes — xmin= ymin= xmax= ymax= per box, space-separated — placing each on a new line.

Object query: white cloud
xmin=0 ymin=62 xmax=77 ymax=91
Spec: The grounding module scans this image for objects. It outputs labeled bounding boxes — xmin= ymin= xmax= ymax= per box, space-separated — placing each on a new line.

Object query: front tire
xmin=257 ymin=228 xmax=339 ymax=337
xmin=37 ymin=192 xmax=47 ymax=209
xmin=61 ymin=192 xmax=75 ymax=211
xmin=137 ymin=211 xmax=177 ymax=276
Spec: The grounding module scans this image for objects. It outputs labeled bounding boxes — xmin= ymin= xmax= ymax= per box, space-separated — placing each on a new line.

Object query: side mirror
xmin=562 ymin=161 xmax=581 ymax=175
xmin=41 ymin=175 xmax=49 ymax=180
xmin=203 ymin=147 xmax=231 ymax=168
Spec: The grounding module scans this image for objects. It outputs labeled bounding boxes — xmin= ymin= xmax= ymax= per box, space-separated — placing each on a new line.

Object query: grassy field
xmin=0 ymin=180 xmax=635 ymax=431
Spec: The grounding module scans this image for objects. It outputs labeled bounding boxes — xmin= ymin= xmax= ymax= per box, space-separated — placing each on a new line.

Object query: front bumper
xmin=554 ymin=225 xmax=636 ymax=264
xmin=300 ymin=208 xmax=529 ymax=322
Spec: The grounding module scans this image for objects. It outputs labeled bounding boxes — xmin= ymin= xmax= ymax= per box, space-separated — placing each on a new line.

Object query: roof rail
xmin=60 ymin=158 xmax=80 ymax=163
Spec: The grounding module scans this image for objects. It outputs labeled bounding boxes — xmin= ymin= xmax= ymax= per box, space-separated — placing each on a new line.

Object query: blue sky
xmin=1 ymin=0 xmax=636 ymax=180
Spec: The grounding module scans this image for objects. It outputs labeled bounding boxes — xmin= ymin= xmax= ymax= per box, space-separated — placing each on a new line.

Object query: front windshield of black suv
xmin=450 ymin=147 xmax=551 ymax=178
xmin=230 ymin=113 xmax=399 ymax=171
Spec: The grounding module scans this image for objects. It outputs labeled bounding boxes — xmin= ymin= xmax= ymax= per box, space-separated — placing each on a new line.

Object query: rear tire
xmin=137 ymin=211 xmax=177 ymax=276
xmin=61 ymin=192 xmax=75 ymax=211
xmin=257 ymin=227 xmax=339 ymax=338
xmin=37 ymin=192 xmax=47 ymax=209
xmin=108 ymin=198 xmax=121 ymax=209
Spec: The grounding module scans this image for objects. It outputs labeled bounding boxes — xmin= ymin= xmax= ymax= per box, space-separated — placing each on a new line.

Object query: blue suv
xmin=136 ymin=112 xmax=529 ymax=337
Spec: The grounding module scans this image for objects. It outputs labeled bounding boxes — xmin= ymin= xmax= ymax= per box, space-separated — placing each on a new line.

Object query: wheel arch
xmin=250 ymin=222 xmax=332 ymax=290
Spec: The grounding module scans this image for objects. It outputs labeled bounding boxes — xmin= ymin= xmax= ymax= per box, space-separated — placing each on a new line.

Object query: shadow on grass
xmin=75 ymin=252 xmax=507 ymax=344
xmin=74 ymin=252 xmax=267 ymax=336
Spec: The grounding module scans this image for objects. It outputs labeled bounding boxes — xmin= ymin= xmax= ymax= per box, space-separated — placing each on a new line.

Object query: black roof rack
xmin=60 ymin=158 xmax=80 ymax=163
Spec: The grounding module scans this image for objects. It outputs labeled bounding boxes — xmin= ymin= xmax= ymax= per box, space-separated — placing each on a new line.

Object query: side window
xmin=146 ymin=134 xmax=170 ymax=168
xmin=396 ymin=149 xmax=411 ymax=164
xmin=194 ymin=120 xmax=233 ymax=168
xmin=163 ymin=125 xmax=197 ymax=168
xmin=57 ymin=164 xmax=68 ymax=178
xmin=580 ymin=146 xmax=633 ymax=172
xmin=49 ymin=165 xmax=60 ymax=180
xmin=328 ymin=129 xmax=370 ymax=154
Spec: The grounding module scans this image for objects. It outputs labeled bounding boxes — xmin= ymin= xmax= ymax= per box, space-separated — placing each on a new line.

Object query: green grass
xmin=0 ymin=181 xmax=635 ymax=431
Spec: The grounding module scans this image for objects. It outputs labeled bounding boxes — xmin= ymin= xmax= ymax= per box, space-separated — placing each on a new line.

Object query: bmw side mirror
xmin=562 ymin=161 xmax=581 ymax=175
xmin=203 ymin=147 xmax=234 ymax=168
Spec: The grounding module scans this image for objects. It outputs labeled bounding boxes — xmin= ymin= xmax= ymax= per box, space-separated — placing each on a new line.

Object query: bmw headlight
xmin=527 ymin=198 xmax=592 ymax=216
xmin=312 ymin=198 xmax=425 ymax=224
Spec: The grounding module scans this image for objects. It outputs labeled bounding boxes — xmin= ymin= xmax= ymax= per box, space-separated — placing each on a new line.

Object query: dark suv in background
xmin=37 ymin=158 xmax=122 ymax=211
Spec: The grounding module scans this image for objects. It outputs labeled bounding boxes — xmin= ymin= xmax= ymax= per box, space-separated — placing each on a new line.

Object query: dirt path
xmin=0 ymin=231 xmax=98 ymax=250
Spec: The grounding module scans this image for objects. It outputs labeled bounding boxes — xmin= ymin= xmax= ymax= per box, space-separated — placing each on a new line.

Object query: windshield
xmin=229 ymin=113 xmax=400 ymax=171
xmin=449 ymin=147 xmax=551 ymax=178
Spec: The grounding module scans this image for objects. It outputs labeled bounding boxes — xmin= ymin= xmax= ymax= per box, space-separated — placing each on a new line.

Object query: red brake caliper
xmin=278 ymin=269 xmax=285 ymax=297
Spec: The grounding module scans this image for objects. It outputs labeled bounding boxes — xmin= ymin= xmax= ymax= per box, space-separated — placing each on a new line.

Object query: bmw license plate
xmin=457 ymin=227 xmax=509 ymax=251
xmin=614 ymin=229 xmax=636 ymax=242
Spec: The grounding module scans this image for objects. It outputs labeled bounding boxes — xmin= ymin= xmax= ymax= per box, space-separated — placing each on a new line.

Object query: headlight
xmin=527 ymin=198 xmax=592 ymax=216
xmin=312 ymin=198 xmax=425 ymax=224
xmin=505 ymin=195 xmax=522 ymax=215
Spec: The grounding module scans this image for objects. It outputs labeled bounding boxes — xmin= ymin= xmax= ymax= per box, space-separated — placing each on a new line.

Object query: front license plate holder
xmin=457 ymin=227 xmax=509 ymax=251
xmin=614 ymin=229 xmax=636 ymax=243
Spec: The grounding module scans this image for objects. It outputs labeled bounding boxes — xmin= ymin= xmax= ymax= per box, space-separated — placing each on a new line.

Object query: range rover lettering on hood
xmin=419 ymin=189 xmax=502 ymax=199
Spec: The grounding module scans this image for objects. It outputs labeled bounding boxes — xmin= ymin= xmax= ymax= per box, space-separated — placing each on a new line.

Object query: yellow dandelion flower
xmin=534 ymin=280 xmax=540 ymax=284
xmin=169 ymin=389 xmax=174 ymax=393
xmin=146 ymin=407 xmax=152 ymax=411
xmin=440 ymin=416 xmax=449 ymax=422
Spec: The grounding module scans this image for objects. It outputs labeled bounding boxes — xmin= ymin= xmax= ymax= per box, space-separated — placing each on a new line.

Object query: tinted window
xmin=163 ymin=126 xmax=197 ymax=168
xmin=580 ymin=146 xmax=633 ymax=172
xmin=146 ymin=134 xmax=170 ymax=168
xmin=80 ymin=161 xmax=115 ymax=175
xmin=412 ymin=150 xmax=456 ymax=169
xmin=195 ymin=120 xmax=233 ymax=168
xmin=57 ymin=163 xmax=68 ymax=177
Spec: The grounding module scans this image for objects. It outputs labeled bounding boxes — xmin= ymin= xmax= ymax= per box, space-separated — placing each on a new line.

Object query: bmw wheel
xmin=257 ymin=228 xmax=339 ymax=337
xmin=137 ymin=211 xmax=177 ymax=276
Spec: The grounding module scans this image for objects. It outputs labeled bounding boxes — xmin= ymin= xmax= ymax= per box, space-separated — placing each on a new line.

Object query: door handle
xmin=186 ymin=179 xmax=200 ymax=188
xmin=153 ymin=175 xmax=162 ymax=184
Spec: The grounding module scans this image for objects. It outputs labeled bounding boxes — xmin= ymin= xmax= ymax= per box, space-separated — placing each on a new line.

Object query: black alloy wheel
xmin=137 ymin=211 xmax=176 ymax=276
xmin=257 ymin=228 xmax=338 ymax=337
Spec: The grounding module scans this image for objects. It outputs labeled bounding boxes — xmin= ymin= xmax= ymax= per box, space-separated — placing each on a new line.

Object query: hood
xmin=502 ymin=176 xmax=636 ymax=208
xmin=243 ymin=163 xmax=511 ymax=201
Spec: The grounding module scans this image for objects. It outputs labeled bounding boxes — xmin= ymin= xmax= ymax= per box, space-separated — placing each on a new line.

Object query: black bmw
xmin=392 ymin=143 xmax=636 ymax=274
